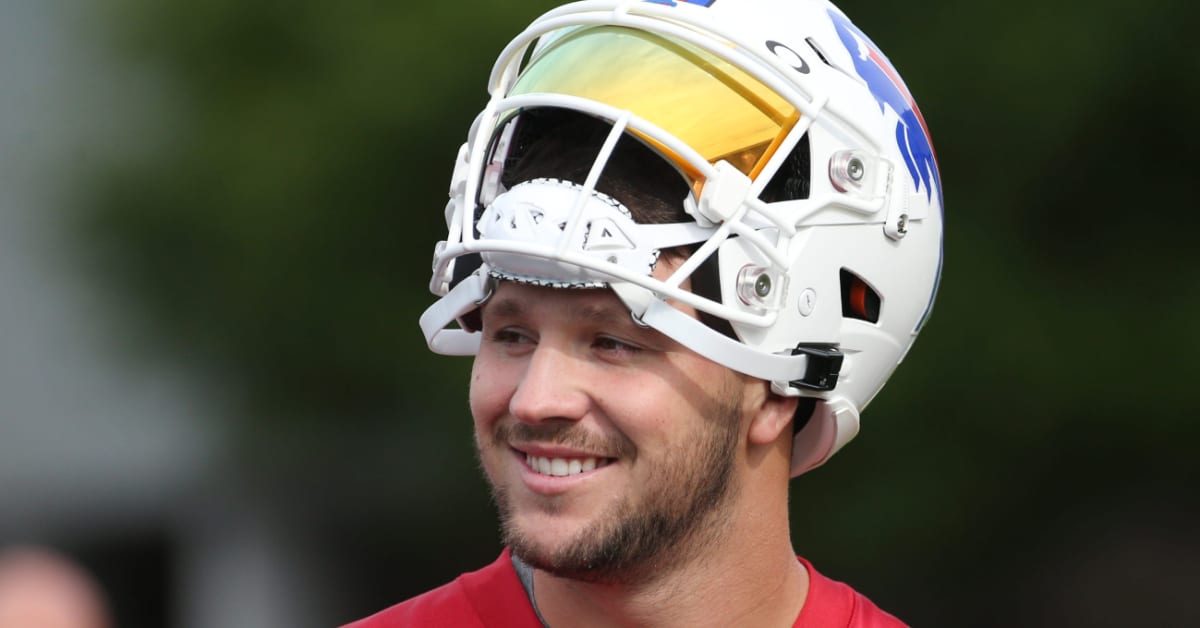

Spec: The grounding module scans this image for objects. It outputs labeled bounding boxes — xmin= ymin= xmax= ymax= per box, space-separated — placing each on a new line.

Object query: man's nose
xmin=509 ymin=343 xmax=591 ymax=425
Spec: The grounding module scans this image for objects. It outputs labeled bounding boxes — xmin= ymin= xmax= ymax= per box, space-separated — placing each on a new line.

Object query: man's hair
xmin=502 ymin=107 xmax=811 ymax=218
xmin=501 ymin=107 xmax=690 ymax=226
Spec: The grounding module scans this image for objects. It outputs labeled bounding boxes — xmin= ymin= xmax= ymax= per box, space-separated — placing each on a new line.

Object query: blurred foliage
xmin=77 ymin=0 xmax=1199 ymax=625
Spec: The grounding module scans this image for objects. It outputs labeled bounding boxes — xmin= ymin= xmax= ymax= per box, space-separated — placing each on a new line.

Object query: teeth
xmin=526 ymin=454 xmax=604 ymax=477
xmin=551 ymin=458 xmax=568 ymax=476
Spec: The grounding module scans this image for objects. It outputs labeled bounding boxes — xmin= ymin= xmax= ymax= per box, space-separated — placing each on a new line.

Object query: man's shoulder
xmin=340 ymin=549 xmax=542 ymax=628
xmin=795 ymin=556 xmax=908 ymax=628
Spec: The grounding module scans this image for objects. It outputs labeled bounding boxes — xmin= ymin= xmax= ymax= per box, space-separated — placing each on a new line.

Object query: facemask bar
xmin=433 ymin=6 xmax=844 ymax=331
xmin=423 ymin=90 xmax=831 ymax=391
xmin=420 ymin=258 xmax=823 ymax=388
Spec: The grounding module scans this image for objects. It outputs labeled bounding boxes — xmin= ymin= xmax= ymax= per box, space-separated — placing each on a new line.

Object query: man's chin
xmin=503 ymin=513 xmax=659 ymax=585
xmin=504 ymin=520 xmax=616 ymax=581
xmin=510 ymin=543 xmax=626 ymax=584
xmin=504 ymin=521 xmax=581 ymax=568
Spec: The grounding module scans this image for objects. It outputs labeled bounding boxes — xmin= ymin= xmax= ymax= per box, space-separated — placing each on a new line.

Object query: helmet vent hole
xmin=805 ymin=37 xmax=833 ymax=68
xmin=840 ymin=269 xmax=880 ymax=323
xmin=517 ymin=38 xmax=539 ymax=73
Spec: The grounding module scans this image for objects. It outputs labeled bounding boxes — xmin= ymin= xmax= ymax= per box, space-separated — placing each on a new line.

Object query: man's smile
xmin=507 ymin=444 xmax=620 ymax=495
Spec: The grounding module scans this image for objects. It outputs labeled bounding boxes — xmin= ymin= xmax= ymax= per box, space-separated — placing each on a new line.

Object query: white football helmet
xmin=420 ymin=0 xmax=943 ymax=476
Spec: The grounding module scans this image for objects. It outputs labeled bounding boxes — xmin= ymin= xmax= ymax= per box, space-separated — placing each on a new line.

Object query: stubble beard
xmin=480 ymin=391 xmax=743 ymax=586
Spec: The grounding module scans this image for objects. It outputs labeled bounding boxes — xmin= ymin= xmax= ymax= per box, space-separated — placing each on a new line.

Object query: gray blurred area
xmin=1 ymin=2 xmax=331 ymax=626
xmin=2 ymin=0 xmax=1198 ymax=627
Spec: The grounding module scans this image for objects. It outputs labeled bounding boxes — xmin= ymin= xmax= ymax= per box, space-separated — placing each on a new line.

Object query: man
xmin=349 ymin=0 xmax=942 ymax=625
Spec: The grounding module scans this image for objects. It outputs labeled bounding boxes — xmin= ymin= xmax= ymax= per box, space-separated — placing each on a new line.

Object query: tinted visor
xmin=509 ymin=26 xmax=799 ymax=181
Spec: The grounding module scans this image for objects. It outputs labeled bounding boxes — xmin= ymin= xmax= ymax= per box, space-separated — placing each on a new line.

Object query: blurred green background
xmin=2 ymin=0 xmax=1198 ymax=626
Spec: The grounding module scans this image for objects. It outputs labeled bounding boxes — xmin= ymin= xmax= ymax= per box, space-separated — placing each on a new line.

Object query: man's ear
xmin=747 ymin=386 xmax=800 ymax=446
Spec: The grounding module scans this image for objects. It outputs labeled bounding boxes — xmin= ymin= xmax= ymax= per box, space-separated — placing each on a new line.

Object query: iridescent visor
xmin=509 ymin=26 xmax=799 ymax=181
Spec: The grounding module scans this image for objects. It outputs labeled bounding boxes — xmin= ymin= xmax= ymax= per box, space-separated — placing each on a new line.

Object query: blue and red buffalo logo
xmin=828 ymin=10 xmax=941 ymax=207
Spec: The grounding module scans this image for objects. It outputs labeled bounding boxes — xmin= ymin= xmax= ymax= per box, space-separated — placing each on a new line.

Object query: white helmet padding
xmin=478 ymin=178 xmax=709 ymax=289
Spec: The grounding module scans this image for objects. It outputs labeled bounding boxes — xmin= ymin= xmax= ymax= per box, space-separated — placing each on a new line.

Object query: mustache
xmin=495 ymin=421 xmax=635 ymax=459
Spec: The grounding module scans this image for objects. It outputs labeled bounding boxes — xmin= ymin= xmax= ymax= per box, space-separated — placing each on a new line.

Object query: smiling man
xmin=347 ymin=0 xmax=943 ymax=626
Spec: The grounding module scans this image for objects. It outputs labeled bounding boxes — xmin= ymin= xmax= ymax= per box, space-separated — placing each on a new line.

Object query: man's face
xmin=469 ymin=273 xmax=757 ymax=584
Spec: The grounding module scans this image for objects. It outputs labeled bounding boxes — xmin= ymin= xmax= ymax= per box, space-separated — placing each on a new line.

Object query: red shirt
xmin=344 ymin=549 xmax=905 ymax=627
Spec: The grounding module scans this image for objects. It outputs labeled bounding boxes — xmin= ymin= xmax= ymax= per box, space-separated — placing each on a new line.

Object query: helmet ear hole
xmin=840 ymin=269 xmax=880 ymax=323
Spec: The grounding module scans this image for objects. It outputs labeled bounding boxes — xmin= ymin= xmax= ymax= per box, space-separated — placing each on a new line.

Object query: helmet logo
xmin=765 ymin=41 xmax=810 ymax=74
xmin=827 ymin=10 xmax=942 ymax=206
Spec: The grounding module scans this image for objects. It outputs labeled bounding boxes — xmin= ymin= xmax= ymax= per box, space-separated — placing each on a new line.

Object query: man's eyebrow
xmin=483 ymin=293 xmax=631 ymax=326
xmin=567 ymin=301 xmax=630 ymax=326
xmin=483 ymin=296 xmax=525 ymax=320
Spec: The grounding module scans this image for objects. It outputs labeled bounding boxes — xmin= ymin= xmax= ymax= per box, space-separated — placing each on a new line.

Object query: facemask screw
xmin=755 ymin=273 xmax=772 ymax=298
xmin=829 ymin=150 xmax=879 ymax=194
xmin=847 ymin=157 xmax=865 ymax=182
xmin=737 ymin=265 xmax=786 ymax=310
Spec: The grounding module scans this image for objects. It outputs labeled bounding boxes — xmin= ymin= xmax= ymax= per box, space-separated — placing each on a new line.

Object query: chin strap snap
xmin=788 ymin=344 xmax=844 ymax=392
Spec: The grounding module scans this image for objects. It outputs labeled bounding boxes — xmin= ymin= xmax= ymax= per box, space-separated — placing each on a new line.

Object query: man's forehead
xmin=483 ymin=281 xmax=633 ymax=324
